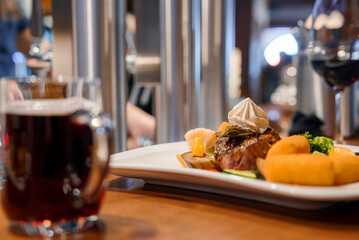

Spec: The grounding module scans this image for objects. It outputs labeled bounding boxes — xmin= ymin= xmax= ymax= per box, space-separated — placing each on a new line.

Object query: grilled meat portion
xmin=214 ymin=127 xmax=280 ymax=171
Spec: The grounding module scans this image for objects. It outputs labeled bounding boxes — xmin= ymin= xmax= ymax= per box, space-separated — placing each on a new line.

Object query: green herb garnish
xmin=216 ymin=126 xmax=253 ymax=138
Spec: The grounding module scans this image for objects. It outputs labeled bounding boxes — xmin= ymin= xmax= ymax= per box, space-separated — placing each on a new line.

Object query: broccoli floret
xmin=300 ymin=132 xmax=333 ymax=154
xmin=301 ymin=131 xmax=313 ymax=141
xmin=310 ymin=136 xmax=334 ymax=154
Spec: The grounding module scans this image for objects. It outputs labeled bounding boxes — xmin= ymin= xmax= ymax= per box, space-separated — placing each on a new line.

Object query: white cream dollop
xmin=228 ymin=98 xmax=269 ymax=134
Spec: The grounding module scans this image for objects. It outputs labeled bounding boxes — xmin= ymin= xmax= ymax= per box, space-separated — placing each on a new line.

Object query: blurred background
xmin=4 ymin=0 xmax=357 ymax=151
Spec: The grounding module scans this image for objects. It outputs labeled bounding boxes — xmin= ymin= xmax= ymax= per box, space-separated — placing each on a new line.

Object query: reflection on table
xmin=2 ymin=175 xmax=359 ymax=239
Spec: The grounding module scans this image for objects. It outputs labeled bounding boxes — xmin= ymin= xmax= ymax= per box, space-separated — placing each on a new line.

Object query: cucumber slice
xmin=222 ymin=169 xmax=257 ymax=179
xmin=313 ymin=151 xmax=325 ymax=155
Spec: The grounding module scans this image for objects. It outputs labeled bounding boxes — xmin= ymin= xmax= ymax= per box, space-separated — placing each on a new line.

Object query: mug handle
xmin=81 ymin=112 xmax=114 ymax=200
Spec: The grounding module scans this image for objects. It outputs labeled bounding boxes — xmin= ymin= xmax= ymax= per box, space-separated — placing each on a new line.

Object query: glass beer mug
xmin=0 ymin=76 xmax=113 ymax=237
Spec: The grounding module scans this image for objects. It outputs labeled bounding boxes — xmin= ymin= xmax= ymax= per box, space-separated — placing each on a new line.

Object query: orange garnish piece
xmin=329 ymin=146 xmax=355 ymax=159
xmin=217 ymin=121 xmax=230 ymax=132
xmin=193 ymin=137 xmax=204 ymax=157
xmin=176 ymin=154 xmax=188 ymax=168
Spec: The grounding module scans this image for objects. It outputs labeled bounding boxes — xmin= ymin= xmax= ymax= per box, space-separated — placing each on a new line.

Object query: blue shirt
xmin=0 ymin=17 xmax=29 ymax=77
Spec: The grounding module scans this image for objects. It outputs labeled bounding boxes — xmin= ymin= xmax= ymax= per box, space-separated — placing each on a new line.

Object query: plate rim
xmin=109 ymin=141 xmax=359 ymax=202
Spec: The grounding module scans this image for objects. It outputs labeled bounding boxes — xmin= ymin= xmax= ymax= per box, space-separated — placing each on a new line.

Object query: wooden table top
xmin=1 ymin=174 xmax=359 ymax=240
xmin=2 ymin=120 xmax=359 ymax=239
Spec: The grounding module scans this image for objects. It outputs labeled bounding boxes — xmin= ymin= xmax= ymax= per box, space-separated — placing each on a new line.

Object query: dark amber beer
xmin=2 ymin=101 xmax=104 ymax=222
xmin=0 ymin=77 xmax=113 ymax=237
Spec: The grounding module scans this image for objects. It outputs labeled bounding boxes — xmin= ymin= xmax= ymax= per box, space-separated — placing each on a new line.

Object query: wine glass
xmin=308 ymin=0 xmax=359 ymax=143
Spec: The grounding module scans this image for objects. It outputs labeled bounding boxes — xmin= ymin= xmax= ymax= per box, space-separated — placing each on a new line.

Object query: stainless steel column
xmin=340 ymin=83 xmax=358 ymax=138
xmin=157 ymin=0 xmax=206 ymax=143
xmin=184 ymin=0 xmax=202 ymax=132
xmin=132 ymin=0 xmax=235 ymax=143
xmin=133 ymin=0 xmax=200 ymax=143
xmin=200 ymin=0 xmax=235 ymax=129
xmin=155 ymin=0 xmax=234 ymax=142
xmin=52 ymin=0 xmax=127 ymax=152
xmin=102 ymin=0 xmax=127 ymax=152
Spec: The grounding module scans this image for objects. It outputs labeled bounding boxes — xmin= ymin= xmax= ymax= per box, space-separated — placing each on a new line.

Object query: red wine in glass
xmin=311 ymin=59 xmax=359 ymax=92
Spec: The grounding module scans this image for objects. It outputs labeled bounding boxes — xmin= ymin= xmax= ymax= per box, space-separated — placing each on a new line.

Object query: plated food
xmin=179 ymin=98 xmax=359 ymax=186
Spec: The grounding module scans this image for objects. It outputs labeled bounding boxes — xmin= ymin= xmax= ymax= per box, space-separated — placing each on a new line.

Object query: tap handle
xmin=30 ymin=0 xmax=44 ymax=40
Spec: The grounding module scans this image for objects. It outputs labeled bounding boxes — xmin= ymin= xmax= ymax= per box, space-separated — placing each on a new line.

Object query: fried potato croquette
xmin=264 ymin=153 xmax=335 ymax=186
xmin=329 ymin=146 xmax=355 ymax=159
xmin=266 ymin=135 xmax=310 ymax=157
xmin=331 ymin=155 xmax=359 ymax=185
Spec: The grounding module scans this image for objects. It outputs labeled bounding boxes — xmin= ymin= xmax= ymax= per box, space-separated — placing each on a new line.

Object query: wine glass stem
xmin=334 ymin=90 xmax=343 ymax=144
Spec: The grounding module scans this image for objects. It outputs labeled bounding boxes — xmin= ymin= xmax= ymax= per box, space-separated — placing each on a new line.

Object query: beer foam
xmin=5 ymin=97 xmax=101 ymax=116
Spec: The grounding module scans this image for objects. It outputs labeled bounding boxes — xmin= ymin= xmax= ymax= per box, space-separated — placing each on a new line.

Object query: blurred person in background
xmin=126 ymin=102 xmax=155 ymax=149
xmin=0 ymin=0 xmax=155 ymax=150
xmin=125 ymin=4 xmax=156 ymax=149
xmin=0 ymin=0 xmax=32 ymax=77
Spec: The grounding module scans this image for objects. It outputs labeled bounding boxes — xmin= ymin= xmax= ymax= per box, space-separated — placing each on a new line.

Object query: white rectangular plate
xmin=109 ymin=141 xmax=359 ymax=210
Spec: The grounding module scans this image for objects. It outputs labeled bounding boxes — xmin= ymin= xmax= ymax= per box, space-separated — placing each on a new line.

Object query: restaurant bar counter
xmin=2 ymin=172 xmax=359 ymax=240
